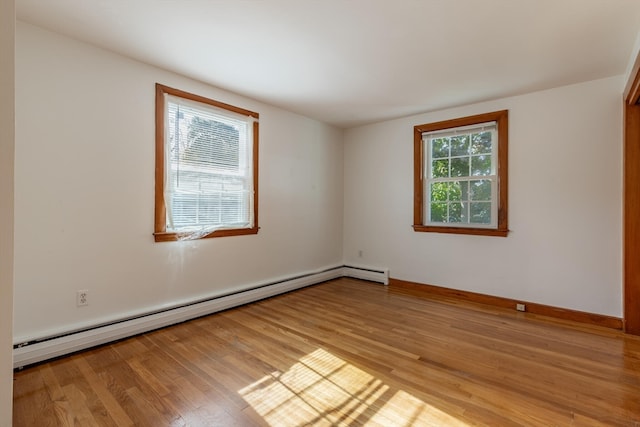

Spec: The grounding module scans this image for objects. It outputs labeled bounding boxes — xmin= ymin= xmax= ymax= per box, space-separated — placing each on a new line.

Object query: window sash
xmin=423 ymin=125 xmax=498 ymax=228
xmin=424 ymin=177 xmax=497 ymax=227
xmin=164 ymin=94 xmax=255 ymax=235
xmin=421 ymin=121 xmax=496 ymax=139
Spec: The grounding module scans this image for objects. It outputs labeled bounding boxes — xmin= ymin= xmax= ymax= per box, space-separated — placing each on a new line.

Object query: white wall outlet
xmin=516 ymin=303 xmax=526 ymax=312
xmin=77 ymin=290 xmax=89 ymax=307
xmin=358 ymin=250 xmax=363 ymax=258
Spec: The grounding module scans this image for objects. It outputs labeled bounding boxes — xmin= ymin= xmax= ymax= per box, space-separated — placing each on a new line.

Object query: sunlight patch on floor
xmin=239 ymin=348 xmax=468 ymax=426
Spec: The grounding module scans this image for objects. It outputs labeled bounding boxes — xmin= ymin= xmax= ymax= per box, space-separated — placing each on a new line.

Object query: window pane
xmin=461 ymin=202 xmax=469 ymax=223
xmin=184 ymin=116 xmax=240 ymax=171
xmin=432 ymin=159 xmax=449 ymax=178
xmin=450 ymin=158 xmax=469 ymax=177
xmin=470 ymin=180 xmax=492 ymax=201
xmin=430 ymin=203 xmax=447 ymax=222
xmin=470 ymin=131 xmax=492 ymax=154
xmin=168 ymin=169 xmax=249 ymax=231
xmin=220 ymin=191 xmax=245 ymax=223
xmin=430 ymin=182 xmax=449 ymax=202
xmin=471 ymin=155 xmax=491 ymax=176
xmin=470 ymin=202 xmax=491 ymax=224
xmin=448 ymin=182 xmax=463 ymax=201
xmin=450 ymin=135 xmax=470 ymax=156
xmin=431 ymin=138 xmax=449 ymax=158
xmin=459 ymin=181 xmax=469 ymax=201
xmin=449 ymin=202 xmax=463 ymax=223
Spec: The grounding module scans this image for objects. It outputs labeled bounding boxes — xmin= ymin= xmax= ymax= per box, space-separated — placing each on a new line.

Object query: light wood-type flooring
xmin=12 ymin=278 xmax=640 ymax=426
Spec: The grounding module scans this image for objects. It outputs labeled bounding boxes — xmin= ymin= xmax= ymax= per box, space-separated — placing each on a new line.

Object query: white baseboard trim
xmin=13 ymin=264 xmax=388 ymax=368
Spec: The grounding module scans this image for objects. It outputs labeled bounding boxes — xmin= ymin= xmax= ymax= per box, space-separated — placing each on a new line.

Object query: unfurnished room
xmin=2 ymin=0 xmax=640 ymax=425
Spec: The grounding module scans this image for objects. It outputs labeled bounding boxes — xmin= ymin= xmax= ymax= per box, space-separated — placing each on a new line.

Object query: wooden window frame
xmin=413 ymin=110 xmax=509 ymax=237
xmin=154 ymin=83 xmax=259 ymax=242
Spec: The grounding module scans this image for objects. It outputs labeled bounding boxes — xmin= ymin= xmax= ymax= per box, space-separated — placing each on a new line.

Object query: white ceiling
xmin=16 ymin=0 xmax=640 ymax=128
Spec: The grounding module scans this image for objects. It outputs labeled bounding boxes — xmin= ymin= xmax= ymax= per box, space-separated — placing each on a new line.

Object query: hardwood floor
xmin=13 ymin=278 xmax=640 ymax=426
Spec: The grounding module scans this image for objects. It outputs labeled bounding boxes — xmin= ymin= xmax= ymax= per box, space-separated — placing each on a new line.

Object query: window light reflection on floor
xmin=239 ymin=348 xmax=468 ymax=426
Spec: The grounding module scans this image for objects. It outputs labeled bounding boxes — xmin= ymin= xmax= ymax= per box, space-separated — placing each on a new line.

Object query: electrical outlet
xmin=516 ymin=303 xmax=526 ymax=312
xmin=77 ymin=290 xmax=89 ymax=307
xmin=358 ymin=250 xmax=363 ymax=258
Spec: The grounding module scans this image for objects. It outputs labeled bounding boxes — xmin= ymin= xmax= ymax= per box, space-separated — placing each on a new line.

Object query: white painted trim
xmin=13 ymin=265 xmax=389 ymax=368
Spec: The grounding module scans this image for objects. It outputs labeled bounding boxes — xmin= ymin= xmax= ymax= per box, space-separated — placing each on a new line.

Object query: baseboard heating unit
xmin=13 ymin=264 xmax=389 ymax=368
xmin=343 ymin=265 xmax=389 ymax=284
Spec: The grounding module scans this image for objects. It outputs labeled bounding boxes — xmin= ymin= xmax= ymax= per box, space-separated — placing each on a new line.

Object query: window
xmin=413 ymin=110 xmax=508 ymax=237
xmin=154 ymin=84 xmax=259 ymax=242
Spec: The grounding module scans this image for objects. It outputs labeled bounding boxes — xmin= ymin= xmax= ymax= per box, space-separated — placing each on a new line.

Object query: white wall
xmin=344 ymin=76 xmax=623 ymax=317
xmin=14 ymin=22 xmax=344 ymax=342
xmin=624 ymin=30 xmax=640 ymax=93
xmin=0 ymin=0 xmax=14 ymax=424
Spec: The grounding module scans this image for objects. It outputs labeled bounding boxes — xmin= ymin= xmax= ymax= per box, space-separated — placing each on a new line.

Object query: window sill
xmin=154 ymin=227 xmax=259 ymax=242
xmin=412 ymin=224 xmax=509 ymax=237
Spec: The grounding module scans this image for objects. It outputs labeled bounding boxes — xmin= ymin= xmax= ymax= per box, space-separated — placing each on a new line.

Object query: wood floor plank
xmin=13 ymin=368 xmax=61 ymax=427
xmin=13 ymin=278 xmax=640 ymax=426
xmin=61 ymin=383 xmax=102 ymax=427
xmin=73 ymin=358 xmax=135 ymax=427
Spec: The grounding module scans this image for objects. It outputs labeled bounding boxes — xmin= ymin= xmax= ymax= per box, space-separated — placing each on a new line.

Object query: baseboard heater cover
xmin=343 ymin=265 xmax=389 ymax=285
xmin=13 ymin=264 xmax=388 ymax=368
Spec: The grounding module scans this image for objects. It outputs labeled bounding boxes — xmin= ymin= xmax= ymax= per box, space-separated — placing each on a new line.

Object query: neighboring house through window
xmin=154 ymin=83 xmax=259 ymax=242
xmin=413 ymin=110 xmax=508 ymax=237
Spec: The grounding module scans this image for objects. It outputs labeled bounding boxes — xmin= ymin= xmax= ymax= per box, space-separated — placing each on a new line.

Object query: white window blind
xmin=164 ymin=94 xmax=255 ymax=237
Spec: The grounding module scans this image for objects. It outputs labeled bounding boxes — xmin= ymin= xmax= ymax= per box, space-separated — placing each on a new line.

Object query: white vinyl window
xmin=155 ymin=84 xmax=259 ymax=242
xmin=423 ymin=122 xmax=497 ymax=227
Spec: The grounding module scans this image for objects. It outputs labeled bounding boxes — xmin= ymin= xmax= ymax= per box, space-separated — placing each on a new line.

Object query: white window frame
xmin=423 ymin=122 xmax=498 ymax=228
